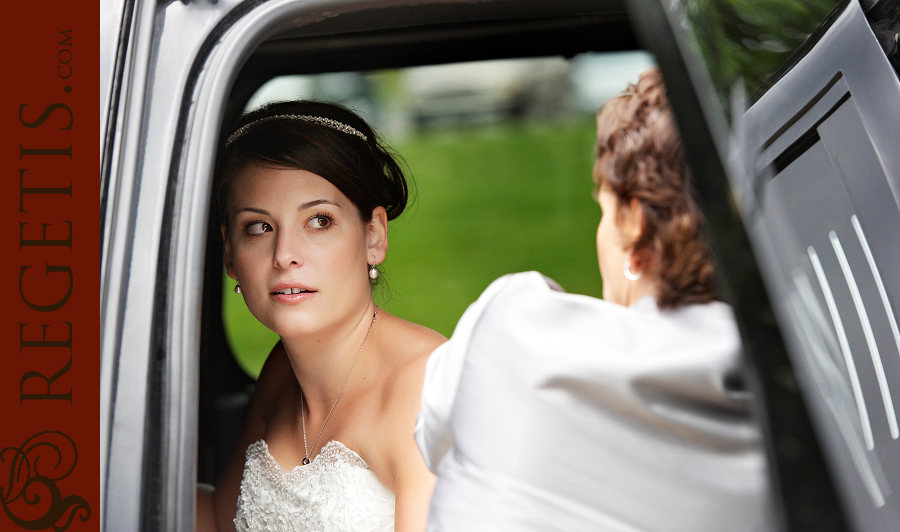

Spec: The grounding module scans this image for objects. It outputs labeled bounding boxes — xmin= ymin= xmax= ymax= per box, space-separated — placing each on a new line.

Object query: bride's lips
xmin=269 ymin=282 xmax=317 ymax=303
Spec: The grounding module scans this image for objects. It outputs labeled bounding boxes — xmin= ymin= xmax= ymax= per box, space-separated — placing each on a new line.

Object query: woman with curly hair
xmin=415 ymin=68 xmax=773 ymax=532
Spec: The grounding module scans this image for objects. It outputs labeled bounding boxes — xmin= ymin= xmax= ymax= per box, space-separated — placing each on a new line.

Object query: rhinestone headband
xmin=225 ymin=114 xmax=368 ymax=147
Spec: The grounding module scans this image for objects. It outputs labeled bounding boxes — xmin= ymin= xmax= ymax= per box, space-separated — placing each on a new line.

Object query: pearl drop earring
xmin=369 ymin=262 xmax=379 ymax=280
xmin=234 ymin=281 xmax=242 ymax=294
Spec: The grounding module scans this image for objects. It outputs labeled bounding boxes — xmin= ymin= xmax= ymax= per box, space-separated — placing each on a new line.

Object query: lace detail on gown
xmin=235 ymin=440 xmax=395 ymax=532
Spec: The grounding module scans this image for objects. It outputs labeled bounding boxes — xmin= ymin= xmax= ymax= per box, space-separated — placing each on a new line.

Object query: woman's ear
xmin=367 ymin=206 xmax=389 ymax=262
xmin=621 ymin=198 xmax=650 ymax=270
xmin=621 ymin=197 xmax=645 ymax=245
xmin=221 ymin=222 xmax=237 ymax=280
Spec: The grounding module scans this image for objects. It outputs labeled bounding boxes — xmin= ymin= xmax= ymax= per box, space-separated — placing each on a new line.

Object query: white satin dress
xmin=415 ymin=272 xmax=774 ymax=532
xmin=234 ymin=439 xmax=394 ymax=532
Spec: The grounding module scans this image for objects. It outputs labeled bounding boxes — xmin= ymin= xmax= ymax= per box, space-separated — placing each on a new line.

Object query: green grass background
xmin=224 ymin=117 xmax=604 ymax=377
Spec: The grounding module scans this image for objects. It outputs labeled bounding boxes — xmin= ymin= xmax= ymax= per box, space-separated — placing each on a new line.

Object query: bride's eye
xmin=245 ymin=221 xmax=271 ymax=235
xmin=308 ymin=214 xmax=333 ymax=230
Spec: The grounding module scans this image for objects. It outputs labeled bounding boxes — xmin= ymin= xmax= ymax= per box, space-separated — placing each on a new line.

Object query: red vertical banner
xmin=2 ymin=2 xmax=100 ymax=531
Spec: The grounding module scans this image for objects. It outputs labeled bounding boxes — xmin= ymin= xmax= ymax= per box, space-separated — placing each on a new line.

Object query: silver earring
xmin=368 ymin=262 xmax=379 ymax=280
xmin=234 ymin=281 xmax=242 ymax=294
xmin=624 ymin=254 xmax=642 ymax=281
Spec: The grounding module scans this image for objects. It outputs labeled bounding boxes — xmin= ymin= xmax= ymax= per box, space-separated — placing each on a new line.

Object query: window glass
xmin=680 ymin=0 xmax=840 ymax=113
xmin=223 ymin=51 xmax=656 ymax=377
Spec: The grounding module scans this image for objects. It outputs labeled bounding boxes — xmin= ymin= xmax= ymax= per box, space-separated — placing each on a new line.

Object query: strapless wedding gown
xmin=234 ymin=440 xmax=395 ymax=532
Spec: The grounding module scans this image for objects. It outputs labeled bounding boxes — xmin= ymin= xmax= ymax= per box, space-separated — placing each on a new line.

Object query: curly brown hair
xmin=593 ymin=67 xmax=717 ymax=309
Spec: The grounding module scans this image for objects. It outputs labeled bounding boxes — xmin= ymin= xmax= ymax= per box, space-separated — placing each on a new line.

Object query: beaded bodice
xmin=234 ymin=440 xmax=395 ymax=532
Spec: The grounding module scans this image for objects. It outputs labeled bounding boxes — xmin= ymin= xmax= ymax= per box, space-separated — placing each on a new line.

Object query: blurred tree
xmin=682 ymin=0 xmax=841 ymax=111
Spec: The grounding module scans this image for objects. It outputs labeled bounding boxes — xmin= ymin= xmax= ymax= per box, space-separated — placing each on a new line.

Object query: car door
xmin=629 ymin=0 xmax=900 ymax=530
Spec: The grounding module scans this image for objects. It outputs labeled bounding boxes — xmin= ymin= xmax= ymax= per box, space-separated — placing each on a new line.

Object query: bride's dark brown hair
xmin=593 ymin=67 xmax=717 ymax=309
xmin=215 ymin=100 xmax=410 ymax=232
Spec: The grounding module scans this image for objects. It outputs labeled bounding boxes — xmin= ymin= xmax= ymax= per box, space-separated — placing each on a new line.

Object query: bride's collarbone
xmin=260 ymin=381 xmax=385 ymax=470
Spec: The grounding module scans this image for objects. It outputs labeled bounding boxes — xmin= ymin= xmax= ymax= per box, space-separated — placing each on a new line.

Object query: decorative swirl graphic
xmin=1 ymin=431 xmax=91 ymax=530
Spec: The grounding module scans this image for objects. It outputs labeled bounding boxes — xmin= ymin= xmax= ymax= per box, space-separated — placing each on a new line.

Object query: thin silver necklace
xmin=300 ymin=308 xmax=377 ymax=465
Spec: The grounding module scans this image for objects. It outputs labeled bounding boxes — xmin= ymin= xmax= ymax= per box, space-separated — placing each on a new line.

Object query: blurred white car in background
xmin=404 ymin=57 xmax=571 ymax=126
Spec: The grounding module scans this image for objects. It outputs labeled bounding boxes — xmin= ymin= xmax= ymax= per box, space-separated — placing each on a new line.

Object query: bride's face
xmin=223 ymin=164 xmax=383 ymax=339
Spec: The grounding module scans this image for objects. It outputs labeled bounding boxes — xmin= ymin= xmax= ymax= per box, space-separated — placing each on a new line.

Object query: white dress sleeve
xmin=414 ymin=274 xmax=515 ymax=472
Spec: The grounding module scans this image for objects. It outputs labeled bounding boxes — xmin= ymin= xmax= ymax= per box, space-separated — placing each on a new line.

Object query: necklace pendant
xmin=298 ymin=308 xmax=377 ymax=472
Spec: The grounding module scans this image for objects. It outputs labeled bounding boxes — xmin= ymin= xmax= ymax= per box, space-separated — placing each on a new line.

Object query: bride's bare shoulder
xmin=363 ymin=312 xmax=443 ymax=483
xmin=367 ymin=313 xmax=443 ymax=417
xmin=380 ymin=311 xmax=446 ymax=366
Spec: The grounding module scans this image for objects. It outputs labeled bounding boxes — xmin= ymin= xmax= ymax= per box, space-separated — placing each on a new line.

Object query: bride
xmin=197 ymin=100 xmax=445 ymax=532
